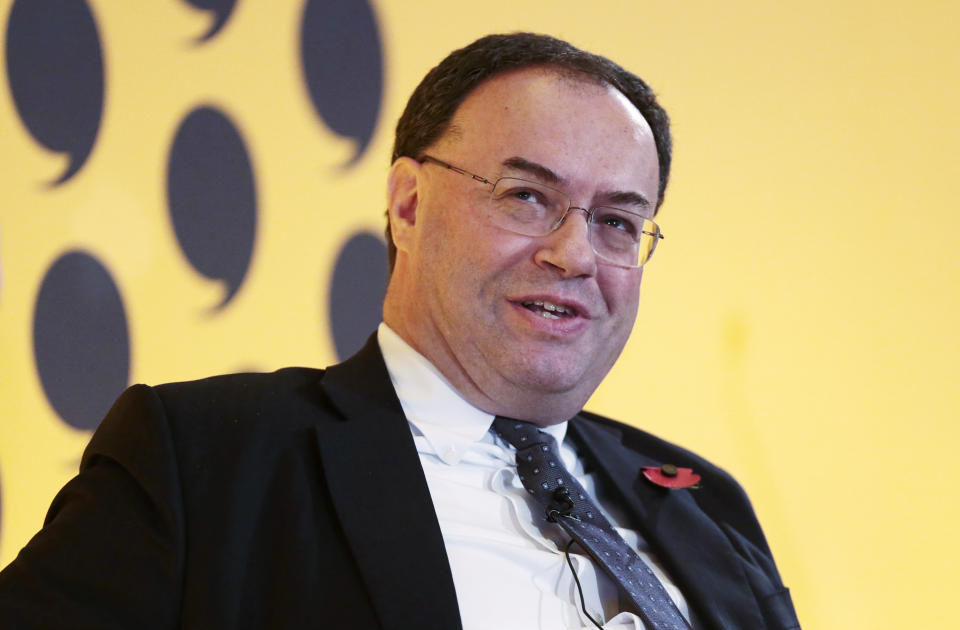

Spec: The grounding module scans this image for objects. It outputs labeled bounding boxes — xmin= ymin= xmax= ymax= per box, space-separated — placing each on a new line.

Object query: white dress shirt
xmin=377 ymin=323 xmax=698 ymax=630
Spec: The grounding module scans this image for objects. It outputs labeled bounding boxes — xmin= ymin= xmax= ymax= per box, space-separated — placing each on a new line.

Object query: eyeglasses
xmin=419 ymin=155 xmax=663 ymax=268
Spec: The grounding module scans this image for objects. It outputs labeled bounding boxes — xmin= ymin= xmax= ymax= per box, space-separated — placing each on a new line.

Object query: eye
xmin=491 ymin=178 xmax=565 ymax=226
xmin=595 ymin=210 xmax=639 ymax=236
xmin=508 ymin=186 xmax=548 ymax=205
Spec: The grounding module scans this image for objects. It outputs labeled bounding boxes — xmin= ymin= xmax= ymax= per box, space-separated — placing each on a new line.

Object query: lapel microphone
xmin=546 ymin=486 xmax=576 ymax=522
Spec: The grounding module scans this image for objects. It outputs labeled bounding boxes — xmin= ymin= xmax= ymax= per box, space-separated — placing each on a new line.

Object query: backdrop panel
xmin=2 ymin=1 xmax=958 ymax=628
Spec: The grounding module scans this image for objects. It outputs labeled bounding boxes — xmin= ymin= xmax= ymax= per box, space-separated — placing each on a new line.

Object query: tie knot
xmin=492 ymin=416 xmax=554 ymax=451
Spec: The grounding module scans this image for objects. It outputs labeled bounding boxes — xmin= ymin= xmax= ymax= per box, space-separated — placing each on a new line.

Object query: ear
xmin=386 ymin=157 xmax=422 ymax=255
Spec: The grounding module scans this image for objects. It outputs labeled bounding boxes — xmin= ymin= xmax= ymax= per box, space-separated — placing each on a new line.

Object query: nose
xmin=532 ymin=207 xmax=597 ymax=278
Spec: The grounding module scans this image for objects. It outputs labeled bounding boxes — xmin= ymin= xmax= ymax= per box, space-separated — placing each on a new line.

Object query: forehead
xmin=433 ymin=67 xmax=659 ymax=198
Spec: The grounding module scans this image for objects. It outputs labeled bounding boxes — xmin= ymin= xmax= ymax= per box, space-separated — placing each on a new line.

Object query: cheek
xmin=420 ymin=220 xmax=495 ymax=309
xmin=602 ymin=268 xmax=641 ymax=309
xmin=449 ymin=221 xmax=531 ymax=279
xmin=599 ymin=276 xmax=641 ymax=339
xmin=417 ymin=206 xmax=468 ymax=275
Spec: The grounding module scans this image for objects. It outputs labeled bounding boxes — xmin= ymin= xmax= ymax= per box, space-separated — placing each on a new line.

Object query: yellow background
xmin=2 ymin=1 xmax=958 ymax=628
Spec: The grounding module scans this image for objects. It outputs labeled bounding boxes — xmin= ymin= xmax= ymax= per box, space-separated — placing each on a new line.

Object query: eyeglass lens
xmin=489 ymin=178 xmax=658 ymax=268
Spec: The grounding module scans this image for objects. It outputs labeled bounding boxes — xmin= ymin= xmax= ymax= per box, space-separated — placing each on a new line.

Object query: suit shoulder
xmin=154 ymin=367 xmax=324 ymax=406
xmin=577 ymin=409 xmax=771 ymax=554
xmin=90 ymin=368 xmax=338 ymax=480
xmin=577 ymin=410 xmax=730 ymax=479
xmin=154 ymin=366 xmax=324 ymax=397
xmin=138 ymin=367 xmax=331 ymax=432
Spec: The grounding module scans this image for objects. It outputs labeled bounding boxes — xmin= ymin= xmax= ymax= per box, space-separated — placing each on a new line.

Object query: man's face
xmin=385 ymin=68 xmax=660 ymax=424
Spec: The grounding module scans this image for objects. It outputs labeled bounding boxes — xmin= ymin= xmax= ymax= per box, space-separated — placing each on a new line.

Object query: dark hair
xmin=387 ymin=32 xmax=672 ymax=269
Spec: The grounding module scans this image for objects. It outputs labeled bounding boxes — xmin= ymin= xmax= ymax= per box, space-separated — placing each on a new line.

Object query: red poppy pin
xmin=642 ymin=464 xmax=701 ymax=489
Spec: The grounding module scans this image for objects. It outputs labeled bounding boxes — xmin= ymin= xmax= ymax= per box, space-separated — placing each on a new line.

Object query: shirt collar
xmin=377 ymin=322 xmax=568 ymax=464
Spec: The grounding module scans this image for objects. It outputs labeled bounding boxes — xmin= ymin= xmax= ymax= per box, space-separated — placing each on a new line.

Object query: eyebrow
xmin=608 ymin=190 xmax=651 ymax=210
xmin=501 ymin=156 xmax=563 ymax=185
xmin=501 ymin=156 xmax=651 ymax=209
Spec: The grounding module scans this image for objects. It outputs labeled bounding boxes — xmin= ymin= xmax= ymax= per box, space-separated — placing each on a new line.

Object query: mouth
xmin=520 ymin=299 xmax=579 ymax=320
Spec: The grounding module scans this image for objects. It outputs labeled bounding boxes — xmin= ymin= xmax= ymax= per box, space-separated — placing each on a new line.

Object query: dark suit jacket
xmin=0 ymin=336 xmax=799 ymax=629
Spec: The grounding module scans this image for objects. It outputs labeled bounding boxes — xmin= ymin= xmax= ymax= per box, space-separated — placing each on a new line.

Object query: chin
xmin=507 ymin=363 xmax=597 ymax=404
xmin=509 ymin=389 xmax=593 ymax=426
xmin=510 ymin=345 xmax=607 ymax=388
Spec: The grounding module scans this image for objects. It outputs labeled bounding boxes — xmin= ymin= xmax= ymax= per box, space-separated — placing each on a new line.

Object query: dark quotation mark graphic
xmin=167 ymin=106 xmax=257 ymax=311
xmin=5 ymin=0 xmax=105 ymax=185
xmin=182 ymin=0 xmax=236 ymax=42
xmin=329 ymin=231 xmax=388 ymax=360
xmin=33 ymin=251 xmax=130 ymax=431
xmin=301 ymin=0 xmax=383 ymax=166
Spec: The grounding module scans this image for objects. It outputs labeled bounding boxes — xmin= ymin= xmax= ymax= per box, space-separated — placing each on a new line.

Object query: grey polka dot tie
xmin=493 ymin=417 xmax=691 ymax=630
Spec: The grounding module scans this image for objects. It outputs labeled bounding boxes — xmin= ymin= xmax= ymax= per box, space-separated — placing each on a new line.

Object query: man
xmin=0 ymin=33 xmax=799 ymax=629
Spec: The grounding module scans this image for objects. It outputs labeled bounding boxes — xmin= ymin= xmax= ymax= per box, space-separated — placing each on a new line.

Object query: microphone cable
xmin=564 ymin=538 xmax=605 ymax=629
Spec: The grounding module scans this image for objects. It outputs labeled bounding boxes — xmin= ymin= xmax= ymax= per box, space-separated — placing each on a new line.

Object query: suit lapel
xmin=313 ymin=335 xmax=462 ymax=630
xmin=568 ymin=418 xmax=765 ymax=630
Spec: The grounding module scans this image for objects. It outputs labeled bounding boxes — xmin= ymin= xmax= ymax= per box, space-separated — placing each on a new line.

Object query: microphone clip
xmin=546 ymin=486 xmax=575 ymax=523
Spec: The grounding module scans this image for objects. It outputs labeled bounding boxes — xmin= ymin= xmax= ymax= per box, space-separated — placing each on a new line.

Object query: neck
xmin=382 ymin=319 xmax=584 ymax=428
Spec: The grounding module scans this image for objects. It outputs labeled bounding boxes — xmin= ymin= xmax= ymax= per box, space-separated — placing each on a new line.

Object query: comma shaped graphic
xmin=33 ymin=251 xmax=130 ymax=431
xmin=182 ymin=0 xmax=235 ymax=42
xmin=329 ymin=231 xmax=388 ymax=360
xmin=167 ymin=105 xmax=257 ymax=311
xmin=300 ymin=0 xmax=383 ymax=166
xmin=5 ymin=0 xmax=105 ymax=185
